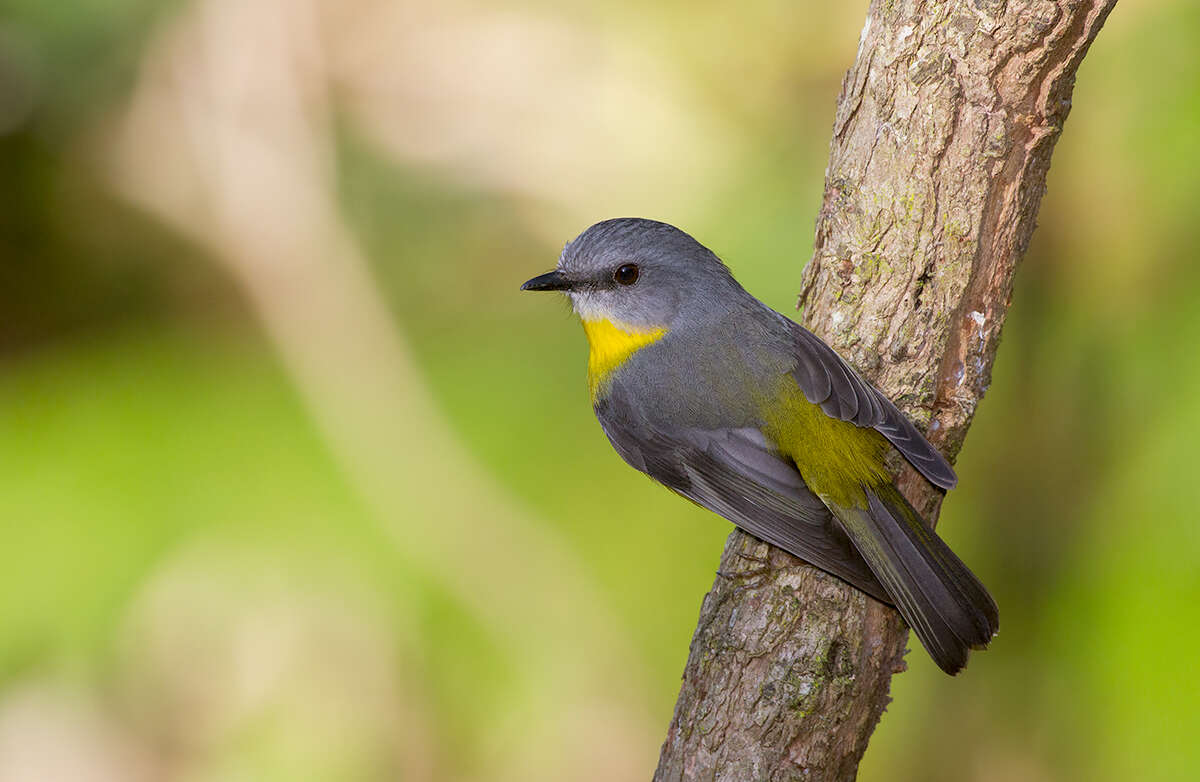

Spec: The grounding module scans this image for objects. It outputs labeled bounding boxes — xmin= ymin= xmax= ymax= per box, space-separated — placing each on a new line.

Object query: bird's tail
xmin=830 ymin=485 xmax=999 ymax=674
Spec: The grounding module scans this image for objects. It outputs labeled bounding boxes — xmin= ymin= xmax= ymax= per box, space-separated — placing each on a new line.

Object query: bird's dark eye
xmin=613 ymin=263 xmax=640 ymax=285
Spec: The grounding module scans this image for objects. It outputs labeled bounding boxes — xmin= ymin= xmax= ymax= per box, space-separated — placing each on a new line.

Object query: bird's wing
xmin=784 ymin=319 xmax=957 ymax=490
xmin=599 ymin=406 xmax=890 ymax=603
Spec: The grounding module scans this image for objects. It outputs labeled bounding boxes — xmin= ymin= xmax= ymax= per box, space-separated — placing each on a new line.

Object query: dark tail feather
xmin=831 ymin=486 xmax=999 ymax=675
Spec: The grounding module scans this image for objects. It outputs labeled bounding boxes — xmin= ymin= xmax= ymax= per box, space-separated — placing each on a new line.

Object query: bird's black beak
xmin=520 ymin=270 xmax=573 ymax=292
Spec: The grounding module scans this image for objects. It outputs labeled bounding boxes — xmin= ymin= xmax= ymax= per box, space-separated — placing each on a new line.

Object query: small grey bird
xmin=521 ymin=218 xmax=998 ymax=674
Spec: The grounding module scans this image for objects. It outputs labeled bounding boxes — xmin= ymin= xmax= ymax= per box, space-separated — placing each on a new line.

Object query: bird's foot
xmin=716 ymin=551 xmax=774 ymax=590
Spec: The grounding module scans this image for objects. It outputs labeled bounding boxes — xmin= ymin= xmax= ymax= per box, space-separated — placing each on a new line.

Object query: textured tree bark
xmin=654 ymin=1 xmax=1116 ymax=780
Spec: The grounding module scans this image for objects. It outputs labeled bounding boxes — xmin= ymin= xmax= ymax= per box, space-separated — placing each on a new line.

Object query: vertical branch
xmin=655 ymin=1 xmax=1116 ymax=779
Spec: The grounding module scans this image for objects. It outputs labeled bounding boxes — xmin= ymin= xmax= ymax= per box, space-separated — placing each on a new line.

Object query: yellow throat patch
xmin=581 ymin=319 xmax=667 ymax=400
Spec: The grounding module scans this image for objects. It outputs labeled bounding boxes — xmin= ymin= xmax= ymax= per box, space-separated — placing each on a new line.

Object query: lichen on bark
xmin=654 ymin=1 xmax=1116 ymax=780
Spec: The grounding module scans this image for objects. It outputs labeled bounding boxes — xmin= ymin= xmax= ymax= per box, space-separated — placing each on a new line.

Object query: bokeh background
xmin=1 ymin=1 xmax=1197 ymax=780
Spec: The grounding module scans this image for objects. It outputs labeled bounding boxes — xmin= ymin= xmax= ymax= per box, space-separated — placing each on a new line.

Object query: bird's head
xmin=520 ymin=218 xmax=735 ymax=332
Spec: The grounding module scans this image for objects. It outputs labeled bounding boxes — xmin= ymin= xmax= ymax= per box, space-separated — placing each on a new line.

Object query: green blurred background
xmin=1 ymin=1 xmax=1197 ymax=780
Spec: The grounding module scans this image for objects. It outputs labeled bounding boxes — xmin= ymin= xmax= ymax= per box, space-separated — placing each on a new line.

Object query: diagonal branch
xmin=654 ymin=1 xmax=1116 ymax=779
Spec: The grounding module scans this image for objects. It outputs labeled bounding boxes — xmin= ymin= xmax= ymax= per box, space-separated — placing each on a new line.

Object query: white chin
xmin=567 ymin=291 xmax=608 ymax=322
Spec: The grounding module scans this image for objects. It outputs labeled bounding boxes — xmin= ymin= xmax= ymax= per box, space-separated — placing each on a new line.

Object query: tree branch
xmin=654 ymin=1 xmax=1116 ymax=779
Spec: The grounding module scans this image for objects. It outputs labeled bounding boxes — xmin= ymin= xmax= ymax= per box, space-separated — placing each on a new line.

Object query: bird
xmin=520 ymin=217 xmax=998 ymax=674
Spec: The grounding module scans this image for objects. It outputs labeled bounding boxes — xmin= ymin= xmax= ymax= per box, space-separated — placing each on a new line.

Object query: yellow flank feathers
xmin=581 ymin=319 xmax=667 ymax=400
xmin=761 ymin=377 xmax=893 ymax=508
